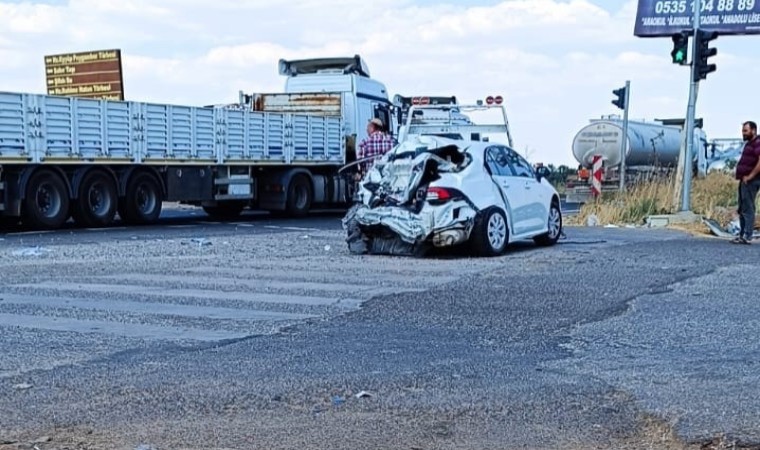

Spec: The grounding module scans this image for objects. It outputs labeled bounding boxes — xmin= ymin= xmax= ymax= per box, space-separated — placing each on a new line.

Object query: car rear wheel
xmin=470 ymin=207 xmax=508 ymax=257
xmin=534 ymin=203 xmax=562 ymax=247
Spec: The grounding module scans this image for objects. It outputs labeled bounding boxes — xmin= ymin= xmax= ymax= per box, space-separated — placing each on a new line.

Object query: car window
xmin=504 ymin=147 xmax=534 ymax=178
xmin=485 ymin=146 xmax=513 ymax=177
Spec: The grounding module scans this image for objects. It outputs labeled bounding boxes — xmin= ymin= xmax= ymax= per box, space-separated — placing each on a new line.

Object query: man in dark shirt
xmin=733 ymin=121 xmax=760 ymax=244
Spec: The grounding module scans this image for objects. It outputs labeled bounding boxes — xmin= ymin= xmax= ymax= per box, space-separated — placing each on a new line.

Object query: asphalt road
xmin=0 ymin=199 xmax=580 ymax=242
xmin=0 ymin=204 xmax=342 ymax=245
xmin=1 ymin=216 xmax=757 ymax=450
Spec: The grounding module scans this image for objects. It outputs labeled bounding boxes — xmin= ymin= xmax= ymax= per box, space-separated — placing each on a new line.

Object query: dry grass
xmin=569 ymin=171 xmax=759 ymax=230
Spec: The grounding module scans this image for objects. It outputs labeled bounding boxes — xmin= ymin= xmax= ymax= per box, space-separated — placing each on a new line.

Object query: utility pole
xmin=611 ymin=82 xmax=630 ymax=193
xmin=679 ymin=3 xmax=717 ymax=211
xmin=619 ymin=80 xmax=630 ymax=193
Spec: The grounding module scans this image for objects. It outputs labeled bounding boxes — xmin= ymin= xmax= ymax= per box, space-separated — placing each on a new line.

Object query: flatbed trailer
xmin=0 ymin=54 xmax=395 ymax=230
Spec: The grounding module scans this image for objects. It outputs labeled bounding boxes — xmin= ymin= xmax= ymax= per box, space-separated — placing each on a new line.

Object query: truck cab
xmin=226 ymin=55 xmax=397 ymax=216
xmin=282 ymin=56 xmax=394 ymax=139
xmin=241 ymin=55 xmax=395 ymax=163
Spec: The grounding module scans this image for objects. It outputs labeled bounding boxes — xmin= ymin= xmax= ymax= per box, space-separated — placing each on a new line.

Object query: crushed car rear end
xmin=343 ymin=136 xmax=486 ymax=256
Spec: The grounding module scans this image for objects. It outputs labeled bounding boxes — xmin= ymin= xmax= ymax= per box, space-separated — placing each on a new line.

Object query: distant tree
xmin=545 ymin=164 xmax=573 ymax=185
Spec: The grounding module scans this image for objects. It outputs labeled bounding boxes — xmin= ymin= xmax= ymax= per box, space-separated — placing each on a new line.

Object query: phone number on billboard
xmin=653 ymin=0 xmax=755 ymax=14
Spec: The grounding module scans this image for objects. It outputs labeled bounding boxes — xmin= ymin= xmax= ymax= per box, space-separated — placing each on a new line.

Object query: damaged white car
xmin=342 ymin=135 xmax=563 ymax=257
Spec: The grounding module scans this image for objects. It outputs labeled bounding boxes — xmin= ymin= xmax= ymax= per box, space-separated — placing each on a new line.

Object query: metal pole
xmin=681 ymin=2 xmax=701 ymax=212
xmin=619 ymin=80 xmax=630 ymax=193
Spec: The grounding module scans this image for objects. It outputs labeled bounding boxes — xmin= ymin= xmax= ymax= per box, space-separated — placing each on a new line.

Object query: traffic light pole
xmin=680 ymin=2 xmax=701 ymax=212
xmin=619 ymin=80 xmax=630 ymax=193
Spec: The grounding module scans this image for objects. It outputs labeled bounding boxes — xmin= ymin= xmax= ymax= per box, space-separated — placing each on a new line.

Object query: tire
xmin=203 ymin=201 xmax=246 ymax=220
xmin=72 ymin=170 xmax=118 ymax=228
xmin=469 ymin=207 xmax=509 ymax=257
xmin=119 ymin=172 xmax=163 ymax=225
xmin=534 ymin=202 xmax=562 ymax=247
xmin=285 ymin=174 xmax=312 ymax=217
xmin=22 ymin=169 xmax=71 ymax=230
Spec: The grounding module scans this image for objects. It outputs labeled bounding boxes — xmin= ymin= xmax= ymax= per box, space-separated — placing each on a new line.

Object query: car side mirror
xmin=536 ymin=166 xmax=551 ymax=181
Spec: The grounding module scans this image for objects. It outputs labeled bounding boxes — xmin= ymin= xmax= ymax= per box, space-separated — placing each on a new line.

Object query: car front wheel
xmin=534 ymin=203 xmax=562 ymax=247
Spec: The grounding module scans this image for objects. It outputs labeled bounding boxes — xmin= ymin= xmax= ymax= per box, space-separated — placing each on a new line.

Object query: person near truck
xmin=732 ymin=120 xmax=760 ymax=245
xmin=355 ymin=118 xmax=395 ymax=179
xmin=577 ymin=165 xmax=590 ymax=182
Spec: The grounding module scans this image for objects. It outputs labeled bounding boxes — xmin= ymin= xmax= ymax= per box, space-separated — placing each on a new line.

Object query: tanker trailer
xmin=572 ymin=119 xmax=683 ymax=168
xmin=566 ymin=118 xmax=706 ymax=203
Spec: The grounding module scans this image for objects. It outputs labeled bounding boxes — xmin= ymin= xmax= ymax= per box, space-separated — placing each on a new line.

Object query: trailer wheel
xmin=72 ymin=170 xmax=118 ymax=228
xmin=285 ymin=174 xmax=312 ymax=217
xmin=23 ymin=169 xmax=71 ymax=230
xmin=119 ymin=172 xmax=162 ymax=225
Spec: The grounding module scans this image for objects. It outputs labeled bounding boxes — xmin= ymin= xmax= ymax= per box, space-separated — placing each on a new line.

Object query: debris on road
xmin=183 ymin=237 xmax=213 ymax=248
xmin=355 ymin=391 xmax=373 ymax=399
xmin=135 ymin=445 xmax=158 ymax=450
xmin=12 ymin=383 xmax=33 ymax=390
xmin=586 ymin=215 xmax=600 ymax=227
xmin=727 ymin=218 xmax=741 ymax=236
xmin=704 ymin=218 xmax=760 ymax=239
xmin=10 ymin=247 xmax=50 ymax=257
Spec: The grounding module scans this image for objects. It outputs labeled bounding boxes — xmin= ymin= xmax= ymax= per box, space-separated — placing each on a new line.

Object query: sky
xmin=1 ymin=0 xmax=758 ymax=166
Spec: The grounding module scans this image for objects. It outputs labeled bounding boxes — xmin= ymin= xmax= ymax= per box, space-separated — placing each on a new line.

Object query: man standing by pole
xmin=732 ymin=121 xmax=760 ymax=245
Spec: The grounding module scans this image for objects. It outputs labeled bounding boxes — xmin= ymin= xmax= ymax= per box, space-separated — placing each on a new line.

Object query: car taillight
xmin=426 ymin=187 xmax=452 ymax=202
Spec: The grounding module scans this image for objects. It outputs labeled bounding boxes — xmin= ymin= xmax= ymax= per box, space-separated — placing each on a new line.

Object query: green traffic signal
xmin=671 ymin=31 xmax=689 ymax=65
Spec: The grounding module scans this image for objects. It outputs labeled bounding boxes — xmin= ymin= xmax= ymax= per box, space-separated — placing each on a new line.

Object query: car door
xmin=484 ymin=146 xmax=531 ymax=235
xmin=503 ymin=147 xmax=548 ymax=234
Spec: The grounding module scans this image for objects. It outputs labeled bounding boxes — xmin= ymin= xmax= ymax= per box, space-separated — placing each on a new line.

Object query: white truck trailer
xmin=0 ymin=55 xmax=395 ymax=229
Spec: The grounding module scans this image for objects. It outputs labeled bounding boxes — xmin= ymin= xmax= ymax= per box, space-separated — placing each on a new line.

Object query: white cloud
xmin=0 ymin=0 xmax=756 ymax=166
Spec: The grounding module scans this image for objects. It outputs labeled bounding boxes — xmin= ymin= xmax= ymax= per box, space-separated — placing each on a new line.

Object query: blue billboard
xmin=634 ymin=0 xmax=760 ymax=36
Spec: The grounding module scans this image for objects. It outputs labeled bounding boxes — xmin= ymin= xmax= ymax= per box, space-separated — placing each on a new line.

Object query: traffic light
xmin=612 ymin=86 xmax=627 ymax=110
xmin=693 ymin=30 xmax=718 ymax=82
xmin=671 ymin=31 xmax=689 ymax=65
